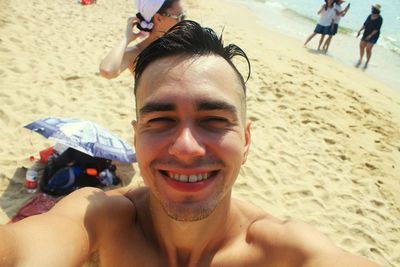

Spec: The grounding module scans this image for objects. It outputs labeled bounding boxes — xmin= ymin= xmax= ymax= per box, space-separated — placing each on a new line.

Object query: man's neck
xmin=148 ymin=192 xmax=234 ymax=267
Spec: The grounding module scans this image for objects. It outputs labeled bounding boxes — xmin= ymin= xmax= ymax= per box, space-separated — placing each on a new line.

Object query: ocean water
xmin=249 ymin=0 xmax=400 ymax=54
xmin=234 ymin=0 xmax=400 ymax=90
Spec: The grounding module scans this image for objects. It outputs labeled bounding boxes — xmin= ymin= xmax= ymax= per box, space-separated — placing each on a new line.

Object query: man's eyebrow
xmin=139 ymin=102 xmax=176 ymax=116
xmin=197 ymin=100 xmax=238 ymax=116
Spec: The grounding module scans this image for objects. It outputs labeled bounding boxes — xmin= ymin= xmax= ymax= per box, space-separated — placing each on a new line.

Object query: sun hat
xmin=135 ymin=0 xmax=166 ymax=31
xmin=372 ymin=3 xmax=381 ymax=10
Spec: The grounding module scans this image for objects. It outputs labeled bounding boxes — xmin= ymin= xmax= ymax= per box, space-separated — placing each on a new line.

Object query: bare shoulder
xmin=246 ymin=215 xmax=381 ymax=267
xmin=231 ymin=200 xmax=379 ymax=267
xmin=49 ymin=186 xmax=136 ymax=225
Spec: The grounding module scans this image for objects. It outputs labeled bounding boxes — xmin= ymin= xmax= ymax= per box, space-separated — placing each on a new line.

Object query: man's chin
xmin=161 ymin=198 xmax=220 ymax=222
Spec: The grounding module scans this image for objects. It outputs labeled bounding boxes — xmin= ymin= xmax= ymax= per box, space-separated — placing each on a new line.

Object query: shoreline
xmin=233 ymin=0 xmax=400 ymax=92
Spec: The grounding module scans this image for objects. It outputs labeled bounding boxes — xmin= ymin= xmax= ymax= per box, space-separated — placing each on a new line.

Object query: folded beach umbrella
xmin=24 ymin=117 xmax=136 ymax=163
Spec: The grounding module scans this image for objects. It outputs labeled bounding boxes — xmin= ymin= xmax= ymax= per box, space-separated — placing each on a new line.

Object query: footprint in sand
xmin=0 ymin=47 xmax=10 ymax=53
xmin=8 ymin=37 xmax=20 ymax=43
xmin=323 ymin=138 xmax=336 ymax=145
xmin=370 ymin=199 xmax=385 ymax=208
xmin=365 ymin=163 xmax=377 ymax=170
xmin=301 ymin=82 xmax=312 ymax=89
xmin=249 ymin=115 xmax=260 ymax=122
xmin=273 ymin=126 xmax=288 ymax=133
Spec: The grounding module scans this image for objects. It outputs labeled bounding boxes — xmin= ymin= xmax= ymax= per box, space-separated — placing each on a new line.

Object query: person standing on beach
xmin=322 ymin=0 xmax=350 ymax=53
xmin=99 ymin=0 xmax=185 ymax=79
xmin=356 ymin=4 xmax=383 ymax=69
xmin=0 ymin=21 xmax=382 ymax=267
xmin=304 ymin=0 xmax=335 ymax=51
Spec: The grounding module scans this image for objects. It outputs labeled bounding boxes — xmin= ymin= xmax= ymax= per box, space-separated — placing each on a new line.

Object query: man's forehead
xmin=136 ymin=55 xmax=244 ymax=104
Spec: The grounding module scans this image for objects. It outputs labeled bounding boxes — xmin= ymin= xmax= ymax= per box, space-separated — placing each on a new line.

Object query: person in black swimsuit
xmin=356 ymin=4 xmax=383 ymax=69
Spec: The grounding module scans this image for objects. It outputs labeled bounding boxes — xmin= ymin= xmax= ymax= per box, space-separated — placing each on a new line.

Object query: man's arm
xmin=250 ymin=218 xmax=381 ymax=267
xmin=0 ymin=187 xmax=135 ymax=267
xmin=0 ymin=227 xmax=18 ymax=267
xmin=286 ymin=220 xmax=381 ymax=267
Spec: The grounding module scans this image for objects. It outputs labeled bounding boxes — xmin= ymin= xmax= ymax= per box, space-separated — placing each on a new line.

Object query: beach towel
xmin=9 ymin=194 xmax=58 ymax=223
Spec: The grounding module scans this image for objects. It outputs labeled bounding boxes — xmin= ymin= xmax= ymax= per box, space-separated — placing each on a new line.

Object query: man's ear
xmin=242 ymin=120 xmax=252 ymax=164
xmin=131 ymin=120 xmax=137 ymax=147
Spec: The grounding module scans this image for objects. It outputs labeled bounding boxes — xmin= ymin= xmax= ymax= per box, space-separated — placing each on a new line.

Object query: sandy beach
xmin=0 ymin=0 xmax=399 ymax=266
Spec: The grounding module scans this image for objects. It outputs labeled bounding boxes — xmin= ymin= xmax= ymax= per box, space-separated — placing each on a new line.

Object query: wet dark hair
xmin=134 ymin=20 xmax=251 ymax=96
xmin=136 ymin=0 xmax=179 ymax=32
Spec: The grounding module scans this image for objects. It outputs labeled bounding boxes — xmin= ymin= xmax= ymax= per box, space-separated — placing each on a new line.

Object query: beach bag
xmin=40 ymin=148 xmax=115 ymax=196
xmin=48 ymin=166 xmax=83 ymax=190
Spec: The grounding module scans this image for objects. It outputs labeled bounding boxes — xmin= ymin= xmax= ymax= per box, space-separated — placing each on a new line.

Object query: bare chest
xmin=96 ymin=232 xmax=272 ymax=267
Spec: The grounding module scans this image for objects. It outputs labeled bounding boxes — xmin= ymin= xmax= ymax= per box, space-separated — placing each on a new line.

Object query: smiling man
xmin=0 ymin=21 xmax=381 ymax=267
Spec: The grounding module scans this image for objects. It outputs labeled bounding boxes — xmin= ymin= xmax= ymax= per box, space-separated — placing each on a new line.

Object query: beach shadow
xmin=0 ymin=163 xmax=135 ymax=220
xmin=306 ymin=48 xmax=325 ymax=55
xmin=0 ymin=167 xmax=34 ymax=220
xmin=111 ymin=162 xmax=135 ymax=187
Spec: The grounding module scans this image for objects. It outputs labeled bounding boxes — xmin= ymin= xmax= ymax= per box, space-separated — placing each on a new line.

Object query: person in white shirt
xmin=304 ymin=0 xmax=335 ymax=51
xmin=322 ymin=0 xmax=350 ymax=53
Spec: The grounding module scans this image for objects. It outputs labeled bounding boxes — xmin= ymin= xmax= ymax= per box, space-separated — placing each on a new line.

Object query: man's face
xmin=134 ymin=55 xmax=251 ymax=221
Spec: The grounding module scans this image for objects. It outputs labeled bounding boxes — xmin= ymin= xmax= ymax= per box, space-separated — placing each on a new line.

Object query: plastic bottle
xmin=26 ymin=156 xmax=41 ymax=193
xmin=26 ymin=168 xmax=38 ymax=193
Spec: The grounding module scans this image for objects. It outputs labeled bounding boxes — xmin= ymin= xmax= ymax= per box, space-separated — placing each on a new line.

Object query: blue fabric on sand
xmin=48 ymin=166 xmax=83 ymax=190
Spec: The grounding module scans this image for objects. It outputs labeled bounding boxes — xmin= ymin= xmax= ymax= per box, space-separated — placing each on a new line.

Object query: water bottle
xmin=25 ymin=168 xmax=38 ymax=193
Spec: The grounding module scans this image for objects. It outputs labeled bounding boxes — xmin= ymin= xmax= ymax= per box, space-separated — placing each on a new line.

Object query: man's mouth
xmin=159 ymin=170 xmax=220 ymax=183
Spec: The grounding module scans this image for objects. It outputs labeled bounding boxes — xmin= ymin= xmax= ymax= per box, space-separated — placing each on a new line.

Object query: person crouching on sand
xmin=322 ymin=0 xmax=350 ymax=53
xmin=304 ymin=0 xmax=335 ymax=51
xmin=99 ymin=0 xmax=185 ymax=79
xmin=356 ymin=3 xmax=383 ymax=69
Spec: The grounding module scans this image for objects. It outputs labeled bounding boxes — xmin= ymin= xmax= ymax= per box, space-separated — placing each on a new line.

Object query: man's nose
xmin=168 ymin=126 xmax=206 ymax=161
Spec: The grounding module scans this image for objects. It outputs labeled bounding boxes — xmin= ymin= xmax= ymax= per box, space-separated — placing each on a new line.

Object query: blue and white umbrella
xmin=25 ymin=117 xmax=136 ymax=163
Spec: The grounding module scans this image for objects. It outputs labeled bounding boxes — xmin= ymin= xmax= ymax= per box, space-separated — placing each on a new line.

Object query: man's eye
xmin=201 ymin=117 xmax=230 ymax=127
xmin=147 ymin=117 xmax=175 ymax=124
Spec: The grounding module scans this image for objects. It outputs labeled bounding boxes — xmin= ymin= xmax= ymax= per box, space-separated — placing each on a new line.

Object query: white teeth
xmin=179 ymin=175 xmax=188 ymax=182
xmin=189 ymin=175 xmax=198 ymax=183
xmin=166 ymin=172 xmax=212 ymax=183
